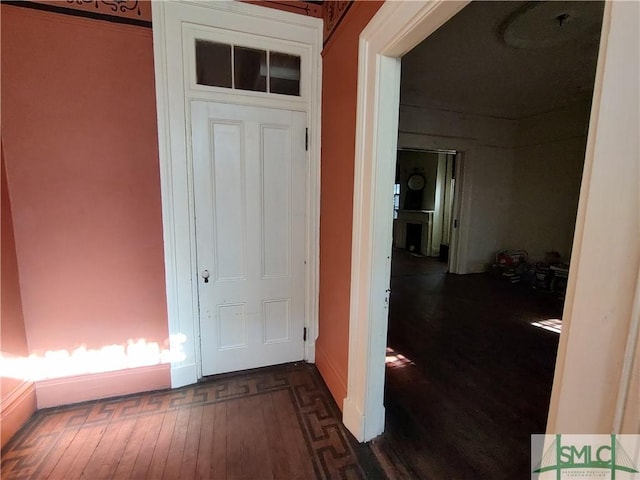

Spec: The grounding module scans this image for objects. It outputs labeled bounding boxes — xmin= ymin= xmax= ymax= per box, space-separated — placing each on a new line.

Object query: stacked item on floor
xmin=550 ymin=263 xmax=570 ymax=298
xmin=534 ymin=263 xmax=553 ymax=291
xmin=490 ymin=250 xmax=530 ymax=284
xmin=534 ymin=252 xmax=569 ymax=296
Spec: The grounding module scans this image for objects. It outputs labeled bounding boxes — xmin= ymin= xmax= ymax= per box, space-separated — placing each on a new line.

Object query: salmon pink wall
xmin=1 ymin=5 xmax=170 ymax=408
xmin=316 ymin=1 xmax=384 ymax=407
xmin=1 ymin=143 xmax=37 ymax=447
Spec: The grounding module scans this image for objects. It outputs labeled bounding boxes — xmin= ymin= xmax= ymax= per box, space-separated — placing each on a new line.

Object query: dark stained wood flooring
xmin=371 ymin=249 xmax=563 ymax=479
xmin=1 ymin=363 xmax=384 ymax=480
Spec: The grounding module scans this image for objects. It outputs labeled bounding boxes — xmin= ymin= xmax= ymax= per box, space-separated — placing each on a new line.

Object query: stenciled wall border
xmin=4 ymin=1 xmax=325 ymax=29
xmin=2 ymin=0 xmax=152 ymax=28
xmin=323 ymin=0 xmax=353 ymax=44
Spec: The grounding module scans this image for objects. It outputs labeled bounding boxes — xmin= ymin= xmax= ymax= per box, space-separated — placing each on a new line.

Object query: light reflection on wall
xmin=0 ymin=334 xmax=187 ymax=382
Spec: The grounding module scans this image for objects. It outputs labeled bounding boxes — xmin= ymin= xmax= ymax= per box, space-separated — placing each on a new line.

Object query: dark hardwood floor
xmin=371 ymin=249 xmax=563 ymax=479
xmin=1 ymin=363 xmax=384 ymax=480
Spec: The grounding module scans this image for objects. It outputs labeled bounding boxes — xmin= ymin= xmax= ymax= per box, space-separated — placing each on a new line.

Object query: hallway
xmin=372 ymin=250 xmax=563 ymax=479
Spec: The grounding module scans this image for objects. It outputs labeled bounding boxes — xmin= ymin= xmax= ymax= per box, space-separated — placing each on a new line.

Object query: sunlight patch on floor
xmin=385 ymin=347 xmax=414 ymax=368
xmin=531 ymin=318 xmax=562 ymax=334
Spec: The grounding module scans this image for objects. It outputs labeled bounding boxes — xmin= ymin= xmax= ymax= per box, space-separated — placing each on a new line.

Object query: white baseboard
xmin=343 ymin=396 xmax=385 ymax=443
xmin=342 ymin=396 xmax=366 ymax=442
xmin=305 ymin=340 xmax=316 ymax=363
xmin=170 ymin=362 xmax=198 ymax=388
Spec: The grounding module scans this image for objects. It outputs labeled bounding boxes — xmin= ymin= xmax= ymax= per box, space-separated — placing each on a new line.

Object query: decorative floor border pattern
xmin=1 ymin=363 xmax=380 ymax=479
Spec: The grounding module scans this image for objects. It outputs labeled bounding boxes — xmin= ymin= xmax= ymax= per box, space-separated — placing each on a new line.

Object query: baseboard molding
xmin=315 ymin=344 xmax=347 ymax=408
xmin=305 ymin=340 xmax=316 ymax=363
xmin=342 ymin=396 xmax=365 ymax=442
xmin=1 ymin=380 xmax=37 ymax=448
xmin=35 ymin=363 xmax=171 ymax=409
xmin=343 ymin=395 xmax=385 ymax=443
xmin=170 ymin=362 xmax=198 ymax=389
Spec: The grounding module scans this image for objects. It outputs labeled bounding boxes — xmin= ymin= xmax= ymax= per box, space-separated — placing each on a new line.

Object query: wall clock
xmin=407 ymin=173 xmax=426 ymax=191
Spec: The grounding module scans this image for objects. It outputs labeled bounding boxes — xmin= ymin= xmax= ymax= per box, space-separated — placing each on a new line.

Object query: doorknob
xmin=201 ymin=269 xmax=210 ymax=283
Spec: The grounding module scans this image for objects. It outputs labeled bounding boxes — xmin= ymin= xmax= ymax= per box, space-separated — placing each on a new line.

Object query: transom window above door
xmin=195 ymin=39 xmax=301 ymax=96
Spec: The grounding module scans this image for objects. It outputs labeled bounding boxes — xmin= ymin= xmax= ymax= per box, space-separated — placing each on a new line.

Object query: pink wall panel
xmin=1 ymin=5 xmax=170 ymax=404
xmin=316 ymin=1 xmax=383 ymax=407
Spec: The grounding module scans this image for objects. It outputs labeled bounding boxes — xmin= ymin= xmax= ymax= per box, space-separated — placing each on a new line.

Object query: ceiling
xmin=401 ymin=1 xmax=605 ymax=119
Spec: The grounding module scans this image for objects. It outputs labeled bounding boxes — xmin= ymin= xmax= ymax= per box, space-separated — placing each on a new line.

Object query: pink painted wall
xmin=1 ymin=142 xmax=37 ymax=447
xmin=316 ymin=1 xmax=384 ymax=407
xmin=1 ymin=5 xmax=170 ymax=407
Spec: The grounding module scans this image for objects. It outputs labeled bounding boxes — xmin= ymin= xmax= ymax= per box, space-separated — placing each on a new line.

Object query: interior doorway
xmin=343 ymin=0 xmax=639 ymax=452
xmin=371 ymin=3 xmax=605 ymax=474
xmin=152 ymin=1 xmax=322 ymax=388
xmin=393 ymin=149 xmax=460 ymax=273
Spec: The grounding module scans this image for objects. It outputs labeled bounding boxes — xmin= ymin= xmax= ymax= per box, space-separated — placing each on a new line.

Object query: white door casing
xmin=192 ymin=102 xmax=306 ymax=375
xmin=344 ymin=0 xmax=470 ymax=443
xmin=152 ymin=1 xmax=322 ymax=387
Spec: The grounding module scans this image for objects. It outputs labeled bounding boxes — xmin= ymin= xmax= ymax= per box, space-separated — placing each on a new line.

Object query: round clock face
xmin=407 ymin=174 xmax=426 ymax=191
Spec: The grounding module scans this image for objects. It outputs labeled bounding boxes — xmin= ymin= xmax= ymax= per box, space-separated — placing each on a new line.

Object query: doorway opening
xmin=341 ymin=0 xmax=630 ymax=473
xmin=377 ymin=1 xmax=604 ymax=476
xmin=393 ymin=148 xmax=460 ymax=273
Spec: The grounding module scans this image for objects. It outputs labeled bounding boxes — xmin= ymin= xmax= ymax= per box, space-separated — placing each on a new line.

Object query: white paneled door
xmin=191 ymin=101 xmax=306 ymax=376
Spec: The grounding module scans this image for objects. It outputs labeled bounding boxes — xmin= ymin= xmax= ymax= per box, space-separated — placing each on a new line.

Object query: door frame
xmin=447 ymin=151 xmax=465 ymax=274
xmin=345 ymin=0 xmax=639 ymax=442
xmin=393 ymin=146 xmax=467 ymax=271
xmin=152 ymin=1 xmax=323 ymax=388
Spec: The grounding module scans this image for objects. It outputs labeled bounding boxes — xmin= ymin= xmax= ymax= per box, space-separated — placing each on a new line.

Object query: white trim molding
xmin=345 ymin=0 xmax=468 ymax=443
xmin=152 ymin=1 xmax=322 ymax=388
xmin=546 ymin=0 xmax=639 ymax=434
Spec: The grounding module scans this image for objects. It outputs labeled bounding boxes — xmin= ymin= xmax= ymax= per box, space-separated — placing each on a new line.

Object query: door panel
xmin=212 ymin=122 xmax=246 ymax=281
xmin=192 ymin=101 xmax=306 ymax=376
xmin=262 ymin=126 xmax=291 ymax=279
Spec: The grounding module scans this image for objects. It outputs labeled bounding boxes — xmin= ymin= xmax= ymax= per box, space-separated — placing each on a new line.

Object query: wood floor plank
xmin=26 ymin=417 xmax=83 ymax=479
xmin=249 ymin=394 xmax=273 ymax=479
xmin=78 ymin=418 xmax=123 ymax=479
xmin=195 ymin=403 xmax=216 ymax=479
xmin=1 ymin=410 xmax=69 ymax=478
xmin=94 ymin=415 xmax=138 ymax=479
xmin=272 ymin=389 xmax=316 ymax=480
xmin=45 ymin=431 xmax=88 ymax=479
xmin=162 ymin=407 xmax=191 ymax=480
xmin=180 ymin=404 xmax=203 ymax=479
xmin=48 ymin=423 xmax=106 ymax=480
xmin=210 ymin=401 xmax=227 ymax=480
xmin=65 ymin=423 xmax=109 ymax=479
xmin=239 ymin=395 xmax=272 ymax=480
xmin=261 ymin=391 xmax=291 ymax=479
xmin=128 ymin=410 xmax=166 ymax=479
xmin=111 ymin=413 xmax=156 ymax=479
xmin=225 ymin=397 xmax=242 ymax=480
xmin=144 ymin=409 xmax=178 ymax=479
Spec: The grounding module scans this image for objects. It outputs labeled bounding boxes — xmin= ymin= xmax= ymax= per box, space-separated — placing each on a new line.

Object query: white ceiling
xmin=401 ymin=1 xmax=604 ymax=119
